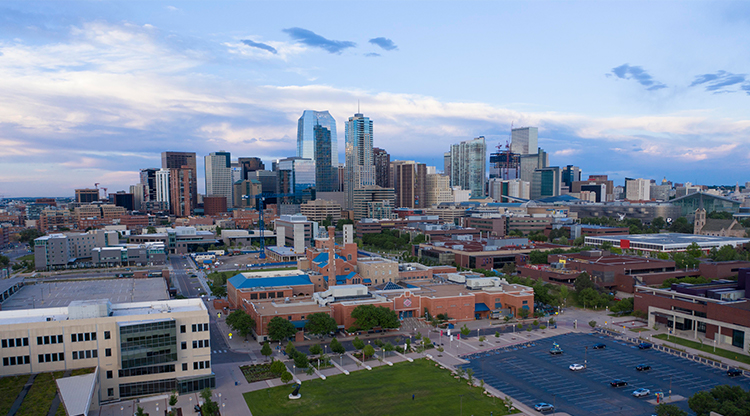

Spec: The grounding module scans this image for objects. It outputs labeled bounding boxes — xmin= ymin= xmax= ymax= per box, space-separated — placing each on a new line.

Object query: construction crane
xmin=242 ymin=191 xmax=314 ymax=259
xmin=495 ymin=122 xmax=515 ymax=180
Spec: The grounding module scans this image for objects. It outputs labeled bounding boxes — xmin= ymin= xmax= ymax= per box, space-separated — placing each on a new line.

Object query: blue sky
xmin=1 ymin=1 xmax=750 ymax=197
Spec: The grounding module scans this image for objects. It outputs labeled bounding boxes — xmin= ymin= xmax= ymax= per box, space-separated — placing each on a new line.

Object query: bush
xmin=589 ymin=320 xmax=597 ymax=328
xmin=532 ymin=320 xmax=539 ymax=326
xmin=280 ymin=371 xmax=293 ymax=384
xmin=540 ymin=324 xmax=547 ymax=329
xmin=494 ymin=331 xmax=500 ymax=337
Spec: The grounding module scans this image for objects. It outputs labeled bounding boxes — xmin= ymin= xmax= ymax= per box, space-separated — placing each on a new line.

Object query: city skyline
xmin=2 ymin=1 xmax=750 ymax=197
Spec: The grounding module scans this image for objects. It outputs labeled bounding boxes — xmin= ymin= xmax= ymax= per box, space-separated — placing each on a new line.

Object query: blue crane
xmin=241 ymin=191 xmax=313 ymax=259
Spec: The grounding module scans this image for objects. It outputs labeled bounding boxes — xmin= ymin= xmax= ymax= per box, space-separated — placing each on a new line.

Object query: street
xmin=170 ymin=256 xmax=205 ymax=298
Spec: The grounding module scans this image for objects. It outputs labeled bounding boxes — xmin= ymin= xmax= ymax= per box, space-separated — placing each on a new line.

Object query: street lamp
xmin=459 ymin=394 xmax=464 ymax=416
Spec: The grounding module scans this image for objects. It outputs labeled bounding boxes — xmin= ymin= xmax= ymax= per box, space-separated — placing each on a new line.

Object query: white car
xmin=569 ymin=363 xmax=584 ymax=371
xmin=632 ymin=388 xmax=650 ymax=397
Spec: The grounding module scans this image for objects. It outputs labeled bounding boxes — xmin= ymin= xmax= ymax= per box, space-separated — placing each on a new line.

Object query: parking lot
xmin=462 ymin=332 xmax=748 ymax=416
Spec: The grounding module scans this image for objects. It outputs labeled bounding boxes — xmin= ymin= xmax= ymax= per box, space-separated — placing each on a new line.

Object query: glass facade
xmin=297 ymin=110 xmax=338 ymax=167
xmin=119 ymin=319 xmax=177 ymax=369
xmin=277 ymin=157 xmax=316 ymax=194
xmin=314 ymin=124 xmax=337 ymax=192
xmin=120 ymin=378 xmax=176 ymax=398
xmin=178 ymin=375 xmax=216 ymax=394
xmin=345 ymin=113 xmax=376 ymax=208
xmin=449 ymin=136 xmax=486 ymax=198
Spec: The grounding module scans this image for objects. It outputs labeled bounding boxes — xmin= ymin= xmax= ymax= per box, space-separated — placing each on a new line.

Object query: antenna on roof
xmin=357 ymin=100 xmax=360 ymax=113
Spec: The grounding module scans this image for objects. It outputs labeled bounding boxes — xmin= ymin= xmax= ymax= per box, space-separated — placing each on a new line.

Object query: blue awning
xmin=291 ymin=320 xmax=307 ymax=329
xmin=474 ymin=303 xmax=490 ymax=312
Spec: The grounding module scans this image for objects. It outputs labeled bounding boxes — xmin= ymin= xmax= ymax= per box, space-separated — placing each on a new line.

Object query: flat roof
xmin=0 ymin=278 xmax=169 ymax=310
xmin=0 ymin=276 xmax=23 ymax=294
xmin=587 ymin=233 xmax=750 ymax=249
xmin=248 ymin=299 xmax=324 ymax=315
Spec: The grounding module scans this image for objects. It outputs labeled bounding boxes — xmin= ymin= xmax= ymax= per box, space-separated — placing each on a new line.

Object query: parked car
xmin=632 ymin=388 xmax=650 ymax=397
xmin=636 ymin=364 xmax=651 ymax=371
xmin=592 ymin=343 xmax=606 ymax=349
xmin=534 ymin=403 xmax=555 ymax=412
xmin=549 ymin=347 xmax=563 ymax=355
xmin=610 ymin=379 xmax=628 ymax=387
xmin=638 ymin=342 xmax=652 ymax=349
xmin=569 ymin=363 xmax=584 ymax=371
xmin=728 ymin=368 xmax=743 ymax=377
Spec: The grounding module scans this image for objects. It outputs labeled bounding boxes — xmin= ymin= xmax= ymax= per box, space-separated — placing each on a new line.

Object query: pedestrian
xmin=412 ymin=394 xmax=415 ymax=400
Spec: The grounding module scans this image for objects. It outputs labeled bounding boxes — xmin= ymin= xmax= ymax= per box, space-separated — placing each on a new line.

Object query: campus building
xmin=584 ymin=233 xmax=750 ymax=253
xmin=0 ymin=299 xmax=214 ymax=405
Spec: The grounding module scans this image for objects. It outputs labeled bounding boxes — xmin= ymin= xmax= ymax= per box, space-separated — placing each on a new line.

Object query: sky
xmin=1 ymin=1 xmax=750 ymax=197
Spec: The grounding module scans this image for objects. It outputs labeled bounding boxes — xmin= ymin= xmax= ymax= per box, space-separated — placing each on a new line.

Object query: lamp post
xmin=293 ymin=364 xmax=296 ymax=375
xmin=459 ymin=394 xmax=464 ymax=416
xmin=120 ymin=405 xmax=124 ymax=416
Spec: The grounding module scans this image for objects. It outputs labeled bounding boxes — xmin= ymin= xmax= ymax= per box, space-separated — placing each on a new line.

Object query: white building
xmin=155 ymin=168 xmax=171 ymax=210
xmin=626 ymin=178 xmax=651 ymax=201
xmin=205 ymin=151 xmax=233 ymax=208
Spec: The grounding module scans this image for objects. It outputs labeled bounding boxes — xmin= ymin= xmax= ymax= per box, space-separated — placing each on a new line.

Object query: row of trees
xmin=654 ymin=384 xmax=750 ymax=416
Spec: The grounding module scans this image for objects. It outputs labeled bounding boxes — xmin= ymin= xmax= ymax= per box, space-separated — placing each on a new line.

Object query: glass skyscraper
xmin=449 ymin=136 xmax=487 ymax=198
xmin=314 ymin=124 xmax=337 ymax=192
xmin=277 ymin=157 xmax=316 ymax=194
xmin=345 ymin=113 xmax=375 ymax=209
xmin=297 ymin=110 xmax=338 ymax=167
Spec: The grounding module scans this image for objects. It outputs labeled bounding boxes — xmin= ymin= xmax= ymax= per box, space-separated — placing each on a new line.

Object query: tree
xmin=280 ymin=371 xmax=293 ymax=384
xmin=466 ymin=368 xmax=474 ymax=384
xmin=293 ymin=352 xmax=309 ymax=368
xmin=261 ymin=342 xmax=273 ymax=360
xmin=712 ymin=245 xmax=740 ymax=262
xmin=610 ymin=297 xmax=634 ymax=313
xmin=309 ymin=344 xmax=323 ymax=355
xmin=268 ymin=316 xmax=298 ymax=341
xmin=654 ymin=404 xmax=688 ymax=416
xmin=169 ymin=391 xmax=178 ymax=407
xmin=518 ymin=308 xmax=530 ymax=319
xmin=588 ymin=320 xmax=597 ymax=328
xmin=574 ymin=272 xmax=595 ymax=293
xmin=135 ymin=406 xmax=146 ymax=416
xmin=657 ymin=252 xmax=670 ymax=260
xmin=18 ymin=228 xmax=43 ymax=243
xmin=330 ymin=337 xmax=346 ymax=355
xmin=669 ymin=217 xmax=693 ymax=234
xmin=652 ymin=217 xmax=666 ymax=230
xmin=352 ymin=336 xmax=365 ymax=350
xmin=200 ymin=388 xmax=219 ymax=415
xmin=383 ymin=342 xmax=395 ymax=357
xmin=363 ymin=344 xmax=375 ymax=358
xmin=0 ymin=255 xmax=9 ymax=268
xmin=460 ymin=324 xmax=471 ymax=337
xmin=688 ymin=385 xmax=750 ymax=416
xmin=285 ymin=342 xmax=297 ymax=358
xmin=501 ymin=263 xmax=516 ymax=275
xmin=573 ymin=236 xmax=585 ymax=246
xmin=225 ymin=310 xmax=255 ymax=339
xmin=304 ymin=312 xmax=338 ymax=336
xmin=350 ymin=304 xmax=400 ymax=330
xmin=685 ymin=242 xmax=703 ymax=258
xmin=528 ymin=250 xmax=549 ymax=264
xmin=270 ymin=360 xmax=286 ymax=375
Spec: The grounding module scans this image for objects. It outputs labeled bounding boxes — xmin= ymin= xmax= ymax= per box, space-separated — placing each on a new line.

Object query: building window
xmin=203 ymin=323 xmax=208 ymax=331
xmin=181 ymin=342 xmax=187 ymax=350
xmin=106 ymin=348 xmax=112 ymax=357
xmin=108 ymin=388 xmax=114 ymax=397
xmin=104 ymin=331 xmax=111 ymax=340
xmin=107 ymin=370 xmax=113 ymax=379
xmin=192 ymin=324 xmax=197 ymax=332
xmin=180 ymin=325 xmax=186 ymax=334
xmin=182 ymin=363 xmax=188 ymax=371
xmin=72 ymin=351 xmax=78 ymax=360
xmin=193 ymin=340 xmax=198 ymax=349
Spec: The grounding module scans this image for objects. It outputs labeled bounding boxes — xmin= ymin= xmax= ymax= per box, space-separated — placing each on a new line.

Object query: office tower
xmin=276 ymin=157 xmax=316 ymax=194
xmin=205 ymin=151 xmax=232 ymax=208
xmin=561 ymin=165 xmax=582 ymax=192
xmin=510 ymin=127 xmax=538 ymax=155
xmin=443 ymin=152 xmax=451 ymax=177
xmin=110 ymin=192 xmax=135 ymax=211
xmin=392 ymin=161 xmax=427 ymax=208
xmin=345 ymin=113 xmax=375 ymax=209
xmin=139 ymin=168 xmax=159 ymax=202
xmin=75 ymin=189 xmax=100 ymax=204
xmin=314 ymin=124 xmax=337 ymax=192
xmin=625 ymin=178 xmax=651 ymax=201
xmin=169 ymin=167 xmax=195 ymax=217
xmin=489 ymin=178 xmax=530 ymax=202
xmin=531 ymin=167 xmax=562 ymax=200
xmin=248 ymin=171 xmax=277 ymax=194
xmin=162 ymin=152 xmax=197 ymax=209
xmin=129 ymin=185 xmax=144 ymax=210
xmin=519 ymin=149 xmax=549 ymax=184
xmin=237 ymin=157 xmax=265 ymax=180
xmin=449 ymin=136 xmax=487 ymax=198
xmin=425 ymin=174 xmax=453 ymax=207
xmin=231 ymin=166 xmax=243 ymax=185
xmin=297 ymin=110 xmax=338 ymax=167
xmin=489 ymin=150 xmax=520 ymax=179
xmin=571 ymin=175 xmax=614 ymax=202
xmin=233 ymin=179 xmax=262 ymax=208
xmin=373 ymin=148 xmax=391 ymax=188
xmin=155 ymin=168 xmax=170 ymax=209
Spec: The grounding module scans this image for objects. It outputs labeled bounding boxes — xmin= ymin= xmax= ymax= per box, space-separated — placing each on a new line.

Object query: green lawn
xmin=0 ymin=375 xmax=28 ymax=415
xmin=17 ymin=371 xmax=64 ymax=416
xmin=654 ymin=334 xmax=750 ymax=365
xmin=243 ymin=359 xmax=514 ymax=416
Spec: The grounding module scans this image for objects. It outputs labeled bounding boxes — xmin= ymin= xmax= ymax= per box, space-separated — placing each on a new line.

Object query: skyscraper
xmin=276 ymin=157 xmax=316 ymax=194
xmin=314 ymin=124 xmax=337 ymax=192
xmin=205 ymin=151 xmax=232 ymax=208
xmin=561 ymin=165 xmax=582 ymax=192
xmin=139 ymin=168 xmax=159 ymax=202
xmin=345 ymin=113 xmax=375 ymax=209
xmin=449 ymin=137 xmax=487 ymax=198
xmin=237 ymin=157 xmax=265 ymax=180
xmin=155 ymin=168 xmax=170 ymax=210
xmin=373 ymin=147 xmax=391 ymax=188
xmin=297 ymin=110 xmax=338 ymax=167
xmin=531 ymin=167 xmax=562 ymax=200
xmin=161 ymin=151 xmax=197 ymax=210
xmin=392 ymin=161 xmax=427 ymax=208
xmin=169 ymin=167 xmax=195 ymax=217
xmin=510 ymin=127 xmax=539 ymax=155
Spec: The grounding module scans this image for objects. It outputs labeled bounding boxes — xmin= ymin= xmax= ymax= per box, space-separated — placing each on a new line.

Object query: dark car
xmin=549 ymin=348 xmax=563 ymax=355
xmin=638 ymin=342 xmax=652 ymax=349
xmin=610 ymin=379 xmax=628 ymax=387
xmin=728 ymin=368 xmax=743 ymax=377
xmin=592 ymin=343 xmax=606 ymax=349
xmin=636 ymin=364 xmax=651 ymax=371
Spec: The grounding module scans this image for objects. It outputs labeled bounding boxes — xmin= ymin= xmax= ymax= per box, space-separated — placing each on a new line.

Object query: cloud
xmin=165 ymin=5 xmax=179 ymax=12
xmin=553 ymin=148 xmax=579 ymax=157
xmin=611 ymin=64 xmax=667 ymax=91
xmin=282 ymin=27 xmax=355 ymax=54
xmin=369 ymin=37 xmax=397 ymax=51
xmin=365 ymin=53 xmax=381 ymax=58
xmin=240 ymin=39 xmax=277 ymax=54
xmin=690 ymin=70 xmax=750 ymax=94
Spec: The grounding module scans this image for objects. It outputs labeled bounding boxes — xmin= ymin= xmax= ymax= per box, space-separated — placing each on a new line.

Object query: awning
xmin=291 ymin=320 xmax=307 ymax=329
xmin=474 ymin=303 xmax=490 ymax=312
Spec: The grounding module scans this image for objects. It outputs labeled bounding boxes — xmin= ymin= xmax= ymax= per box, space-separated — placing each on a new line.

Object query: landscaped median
xmin=243 ymin=358 xmax=517 ymax=416
xmin=654 ymin=334 xmax=750 ymax=366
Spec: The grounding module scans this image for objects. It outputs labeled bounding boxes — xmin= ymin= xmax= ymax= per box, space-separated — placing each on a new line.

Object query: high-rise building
xmin=75 ymin=189 xmax=100 ymax=204
xmin=345 ymin=113 xmax=375 ymax=209
xmin=625 ymin=178 xmax=651 ymax=201
xmin=449 ymin=137 xmax=486 ymax=198
xmin=139 ymin=168 xmax=159 ymax=202
xmin=231 ymin=166 xmax=243 ymax=186
xmin=373 ymin=148 xmax=391 ymax=188
xmin=237 ymin=157 xmax=265 ymax=180
xmin=489 ymin=150 xmax=520 ymax=180
xmin=352 ymin=186 xmax=395 ymax=220
xmin=443 ymin=152 xmax=451 ymax=177
xmin=519 ymin=149 xmax=549 ymax=184
xmin=561 ymin=165 xmax=582 ymax=192
xmin=248 ymin=171 xmax=277 ymax=194
xmin=162 ymin=152 xmax=197 ymax=210
xmin=392 ymin=161 xmax=427 ymax=208
xmin=314 ymin=124 xmax=337 ymax=192
xmin=510 ymin=127 xmax=538 ymax=155
xmin=531 ymin=167 xmax=562 ymax=200
xmin=169 ymin=167 xmax=195 ymax=217
xmin=425 ymin=174 xmax=453 ymax=207
xmin=489 ymin=178 xmax=530 ymax=202
xmin=155 ymin=168 xmax=170 ymax=210
xmin=205 ymin=151 xmax=232 ymax=208
xmin=297 ymin=110 xmax=338 ymax=167
xmin=276 ymin=157 xmax=316 ymax=194
xmin=129 ymin=184 xmax=144 ymax=211
xmin=233 ymin=179 xmax=262 ymax=208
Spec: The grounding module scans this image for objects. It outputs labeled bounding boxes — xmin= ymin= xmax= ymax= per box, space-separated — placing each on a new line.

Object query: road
xmin=170 ymin=256 xmax=205 ymax=298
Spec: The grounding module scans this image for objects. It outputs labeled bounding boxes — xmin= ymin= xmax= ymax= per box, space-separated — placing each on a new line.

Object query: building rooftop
xmin=0 ymin=278 xmax=169 ymax=310
xmin=229 ymin=271 xmax=312 ymax=290
xmin=248 ymin=298 xmax=327 ymax=316
xmin=587 ymin=233 xmax=750 ymax=249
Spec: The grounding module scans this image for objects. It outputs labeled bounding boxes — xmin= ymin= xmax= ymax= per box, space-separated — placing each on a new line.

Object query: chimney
xmin=328 ymin=237 xmax=336 ymax=288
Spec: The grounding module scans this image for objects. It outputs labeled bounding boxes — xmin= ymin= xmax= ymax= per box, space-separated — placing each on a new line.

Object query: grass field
xmin=17 ymin=371 xmax=64 ymax=416
xmin=0 ymin=375 xmax=28 ymax=415
xmin=243 ymin=359 xmax=515 ymax=416
xmin=654 ymin=334 xmax=750 ymax=365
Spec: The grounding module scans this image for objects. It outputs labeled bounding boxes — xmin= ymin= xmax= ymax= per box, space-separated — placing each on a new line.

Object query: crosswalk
xmin=212 ymin=350 xmax=228 ymax=354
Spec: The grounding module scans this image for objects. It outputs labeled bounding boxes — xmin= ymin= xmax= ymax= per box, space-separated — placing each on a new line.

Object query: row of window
xmin=3 ymin=356 xmax=30 ymax=366
xmin=2 ymin=338 xmax=29 ymax=348
xmin=193 ymin=340 xmax=209 ymax=349
xmin=193 ymin=360 xmax=211 ymax=370
xmin=72 ymin=349 xmax=98 ymax=360
xmin=249 ymin=291 xmax=286 ymax=300
xmin=71 ymin=332 xmax=97 ymax=343
xmin=37 ymin=335 xmax=64 ymax=345
xmin=189 ymin=323 xmax=209 ymax=333
xmin=118 ymin=364 xmax=175 ymax=378
xmin=38 ymin=352 xmax=65 ymax=363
